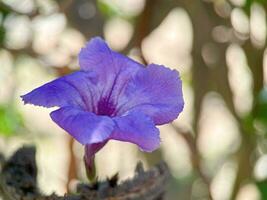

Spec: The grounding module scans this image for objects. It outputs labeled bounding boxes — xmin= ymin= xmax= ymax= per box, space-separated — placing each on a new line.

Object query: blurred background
xmin=0 ymin=0 xmax=267 ymax=199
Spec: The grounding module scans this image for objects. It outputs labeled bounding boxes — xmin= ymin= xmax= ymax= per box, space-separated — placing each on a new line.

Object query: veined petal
xmin=79 ymin=37 xmax=143 ymax=73
xmin=117 ymin=64 xmax=184 ymax=125
xmin=50 ymin=107 xmax=115 ymax=145
xmin=111 ymin=111 xmax=160 ymax=152
xmin=78 ymin=37 xmax=143 ymax=105
xmin=21 ymin=71 xmax=99 ymax=111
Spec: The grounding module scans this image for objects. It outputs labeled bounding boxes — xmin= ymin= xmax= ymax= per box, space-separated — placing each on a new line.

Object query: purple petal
xmin=78 ymin=37 xmax=143 ymax=109
xmin=50 ymin=107 xmax=115 ymax=145
xmin=21 ymin=71 xmax=100 ymax=111
xmin=111 ymin=111 xmax=160 ymax=152
xmin=79 ymin=37 xmax=143 ymax=73
xmin=117 ymin=64 xmax=184 ymax=125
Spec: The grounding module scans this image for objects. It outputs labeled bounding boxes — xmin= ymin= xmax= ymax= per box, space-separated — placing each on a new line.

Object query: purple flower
xmin=21 ymin=37 xmax=184 ymax=168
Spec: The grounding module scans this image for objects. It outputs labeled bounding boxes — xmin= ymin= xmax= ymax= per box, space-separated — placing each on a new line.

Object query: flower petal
xmin=79 ymin=37 xmax=143 ymax=73
xmin=111 ymin=111 xmax=160 ymax=152
xmin=50 ymin=107 xmax=115 ymax=145
xmin=117 ymin=64 xmax=184 ymax=125
xmin=21 ymin=71 xmax=99 ymax=111
xmin=78 ymin=37 xmax=143 ymax=106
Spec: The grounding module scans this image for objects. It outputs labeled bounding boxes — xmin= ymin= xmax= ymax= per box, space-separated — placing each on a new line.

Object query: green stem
xmin=84 ymin=155 xmax=97 ymax=183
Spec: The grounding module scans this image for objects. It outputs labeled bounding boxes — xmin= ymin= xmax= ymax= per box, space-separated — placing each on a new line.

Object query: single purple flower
xmin=21 ymin=37 xmax=184 ymax=173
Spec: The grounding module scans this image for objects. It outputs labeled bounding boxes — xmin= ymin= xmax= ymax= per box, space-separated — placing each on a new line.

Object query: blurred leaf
xmin=244 ymin=0 xmax=253 ymax=14
xmin=97 ymin=0 xmax=120 ymax=18
xmin=97 ymin=0 xmax=135 ymax=20
xmin=257 ymin=180 xmax=267 ymax=199
xmin=0 ymin=105 xmax=23 ymax=137
xmin=0 ymin=25 xmax=6 ymax=45
xmin=0 ymin=9 xmax=7 ymax=45
xmin=254 ymin=88 xmax=267 ymax=134
xmin=0 ymin=4 xmax=12 ymax=17
xmin=242 ymin=114 xmax=254 ymax=134
xmin=244 ymin=0 xmax=267 ymax=13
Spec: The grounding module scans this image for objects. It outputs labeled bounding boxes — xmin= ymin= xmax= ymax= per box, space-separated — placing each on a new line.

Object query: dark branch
xmin=0 ymin=146 xmax=170 ymax=200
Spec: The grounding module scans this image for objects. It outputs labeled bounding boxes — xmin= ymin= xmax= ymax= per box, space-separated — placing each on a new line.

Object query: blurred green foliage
xmin=0 ymin=105 xmax=23 ymax=137
xmin=246 ymin=0 xmax=267 ymax=6
xmin=0 ymin=8 xmax=8 ymax=45
xmin=254 ymin=88 xmax=267 ymax=134
xmin=244 ymin=0 xmax=267 ymax=13
xmin=97 ymin=0 xmax=120 ymax=18
xmin=256 ymin=180 xmax=267 ymax=199
xmin=97 ymin=0 xmax=136 ymax=21
xmin=0 ymin=24 xmax=5 ymax=45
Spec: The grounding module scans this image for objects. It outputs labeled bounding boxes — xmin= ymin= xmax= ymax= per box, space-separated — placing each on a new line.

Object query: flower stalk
xmin=84 ymin=154 xmax=96 ymax=182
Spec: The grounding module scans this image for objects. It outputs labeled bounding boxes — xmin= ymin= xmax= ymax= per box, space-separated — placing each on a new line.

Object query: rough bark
xmin=0 ymin=146 xmax=170 ymax=200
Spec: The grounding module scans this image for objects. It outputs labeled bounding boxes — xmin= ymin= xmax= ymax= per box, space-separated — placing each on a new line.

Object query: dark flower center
xmin=97 ymin=97 xmax=116 ymax=116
